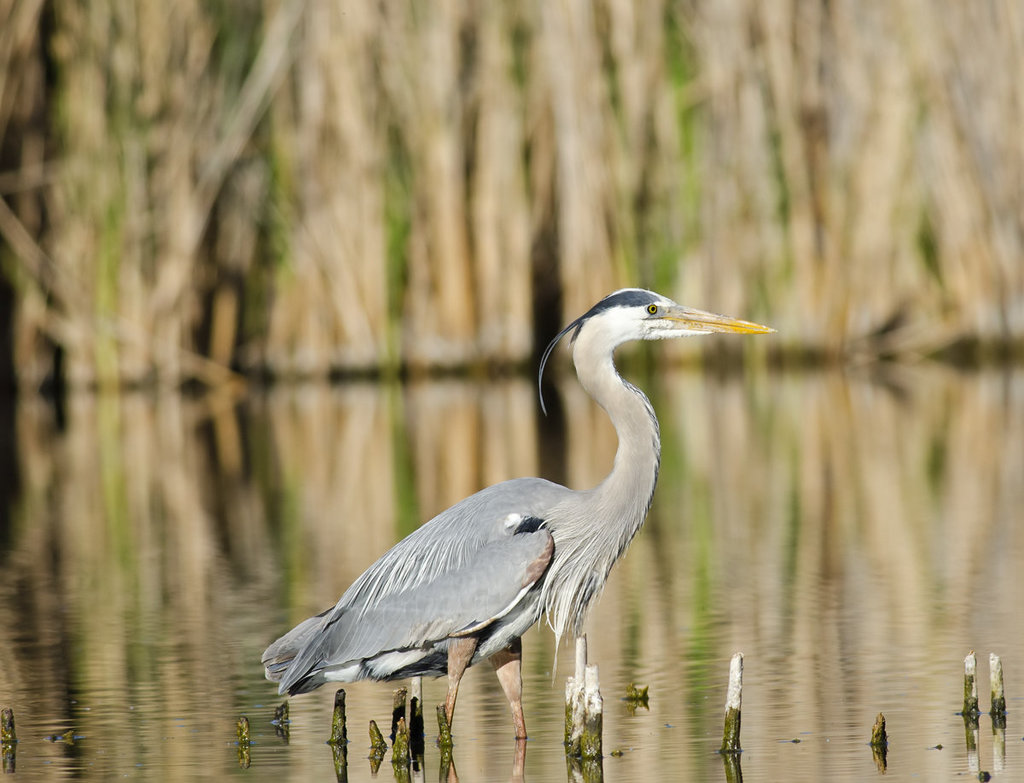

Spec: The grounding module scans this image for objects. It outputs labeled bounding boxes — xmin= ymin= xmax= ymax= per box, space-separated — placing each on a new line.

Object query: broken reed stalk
xmin=236 ymin=715 xmax=251 ymax=770
xmin=328 ymin=689 xmax=348 ymax=745
xmin=720 ymin=652 xmax=743 ymax=754
xmin=564 ymin=636 xmax=602 ymax=759
xmin=963 ymin=652 xmax=982 ymax=773
xmin=989 ymin=653 xmax=1006 ymax=716
xmin=581 ymin=664 xmax=603 ymax=759
xmin=565 ymin=681 xmax=581 ymax=754
xmin=410 ymin=677 xmax=424 ymax=732
xmin=392 ymin=717 xmax=410 ymax=765
xmin=964 ymin=651 xmax=980 ymax=717
xmin=870 ymin=713 xmax=889 ymax=774
xmin=391 ymin=687 xmax=408 ymax=739
xmin=236 ymin=716 xmax=251 ymax=745
xmin=1 ymin=708 xmax=14 ymax=773
xmin=369 ymin=719 xmax=388 ymax=757
xmin=565 ymin=636 xmax=587 ymax=756
xmin=436 ymin=705 xmax=453 ymax=750
xmin=0 ymin=709 xmax=13 ymax=744
xmin=870 ymin=713 xmax=887 ymax=746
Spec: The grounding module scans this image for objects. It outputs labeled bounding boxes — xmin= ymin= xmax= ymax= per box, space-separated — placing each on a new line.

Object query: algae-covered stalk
xmin=580 ymin=664 xmax=603 ymax=759
xmin=392 ymin=717 xmax=410 ymax=765
xmin=369 ymin=718 xmax=387 ymax=774
xmin=391 ymin=687 xmax=408 ymax=739
xmin=869 ymin=713 xmax=887 ymax=746
xmin=990 ymin=650 xmax=1008 ymax=773
xmin=963 ymin=651 xmax=980 ymax=717
xmin=869 ymin=713 xmax=888 ymax=773
xmin=624 ymin=682 xmax=649 ymax=713
xmin=368 ymin=719 xmax=388 ymax=757
xmin=565 ymin=674 xmax=582 ymax=755
xmin=563 ymin=637 xmax=602 ymax=760
xmin=1 ymin=741 xmax=12 ymax=775
xmin=436 ymin=704 xmax=453 ymax=750
xmin=236 ymin=716 xmax=251 ymax=769
xmin=236 ymin=716 xmax=250 ymax=744
xmin=1 ymin=709 xmax=15 ymax=775
xmin=0 ymin=709 xmax=13 ymax=744
xmin=328 ymin=689 xmax=348 ymax=746
xmin=565 ymin=636 xmax=588 ymax=756
xmin=436 ymin=705 xmax=453 ymax=773
xmin=720 ymin=653 xmax=743 ymax=754
xmin=989 ymin=653 xmax=1006 ymax=716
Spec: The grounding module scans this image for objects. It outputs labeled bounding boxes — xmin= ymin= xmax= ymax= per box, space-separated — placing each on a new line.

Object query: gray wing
xmin=267 ymin=477 xmax=570 ymax=692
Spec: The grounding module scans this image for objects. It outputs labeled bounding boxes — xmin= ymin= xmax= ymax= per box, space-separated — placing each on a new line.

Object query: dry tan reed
xmin=0 ymin=1 xmax=1022 ymax=384
xmin=682 ymin=1 xmax=1024 ymax=355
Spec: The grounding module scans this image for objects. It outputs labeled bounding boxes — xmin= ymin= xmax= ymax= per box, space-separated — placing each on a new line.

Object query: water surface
xmin=1 ymin=364 xmax=1022 ymax=781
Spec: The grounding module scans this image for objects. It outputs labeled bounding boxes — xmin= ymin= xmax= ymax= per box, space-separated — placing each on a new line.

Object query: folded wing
xmin=263 ymin=479 xmax=565 ymax=694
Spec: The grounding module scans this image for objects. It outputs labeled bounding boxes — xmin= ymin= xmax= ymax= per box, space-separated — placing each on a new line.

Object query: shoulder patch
xmin=513 ymin=516 xmax=545 ymax=535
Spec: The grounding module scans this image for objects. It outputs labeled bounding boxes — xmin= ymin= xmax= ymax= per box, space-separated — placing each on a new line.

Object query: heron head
xmin=538 ymin=288 xmax=774 ymax=413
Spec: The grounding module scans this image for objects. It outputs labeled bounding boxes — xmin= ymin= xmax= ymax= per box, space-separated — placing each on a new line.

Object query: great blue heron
xmin=262 ymin=288 xmax=773 ymax=739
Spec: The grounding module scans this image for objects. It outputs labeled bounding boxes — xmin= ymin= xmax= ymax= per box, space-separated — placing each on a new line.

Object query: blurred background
xmin=1 ymin=0 xmax=1022 ymax=386
xmin=1 ymin=2 xmax=1023 ymax=781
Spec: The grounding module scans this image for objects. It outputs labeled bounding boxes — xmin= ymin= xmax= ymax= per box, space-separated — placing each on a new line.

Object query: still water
xmin=1 ymin=363 xmax=1023 ymax=781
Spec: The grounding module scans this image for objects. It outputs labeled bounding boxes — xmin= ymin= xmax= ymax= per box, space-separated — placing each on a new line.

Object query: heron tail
xmin=261 ymin=613 xmax=328 ymax=687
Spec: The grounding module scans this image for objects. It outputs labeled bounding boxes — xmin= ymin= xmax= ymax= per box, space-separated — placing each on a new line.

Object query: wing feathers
xmin=272 ymin=524 xmax=553 ymax=694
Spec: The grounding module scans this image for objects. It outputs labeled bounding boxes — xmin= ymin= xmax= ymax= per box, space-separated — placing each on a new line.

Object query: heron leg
xmin=490 ymin=637 xmax=527 ymax=739
xmin=445 ymin=636 xmax=479 ymax=727
xmin=511 ymin=736 xmax=527 ymax=782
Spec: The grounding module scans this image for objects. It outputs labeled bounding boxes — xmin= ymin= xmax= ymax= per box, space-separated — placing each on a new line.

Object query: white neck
xmin=542 ymin=323 xmax=661 ymax=639
xmin=573 ymin=325 xmax=661 ymax=546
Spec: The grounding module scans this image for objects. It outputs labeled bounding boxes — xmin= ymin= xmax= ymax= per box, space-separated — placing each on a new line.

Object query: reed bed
xmin=0 ymin=1 xmax=1022 ymax=385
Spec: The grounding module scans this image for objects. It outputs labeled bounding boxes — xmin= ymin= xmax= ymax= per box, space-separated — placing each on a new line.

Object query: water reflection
xmin=0 ymin=365 xmax=1023 ymax=781
xmin=721 ymin=752 xmax=743 ymax=783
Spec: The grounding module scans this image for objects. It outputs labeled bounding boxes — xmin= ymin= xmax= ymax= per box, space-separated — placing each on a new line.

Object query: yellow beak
xmin=662 ymin=305 xmax=776 ymax=335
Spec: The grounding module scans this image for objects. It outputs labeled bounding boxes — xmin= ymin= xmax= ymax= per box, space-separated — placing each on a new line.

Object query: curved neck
xmin=541 ymin=328 xmax=662 ymax=640
xmin=573 ymin=340 xmax=661 ymax=530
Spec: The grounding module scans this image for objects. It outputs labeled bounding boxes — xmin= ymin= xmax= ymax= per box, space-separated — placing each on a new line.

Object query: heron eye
xmin=646 ymin=304 xmax=658 ymax=315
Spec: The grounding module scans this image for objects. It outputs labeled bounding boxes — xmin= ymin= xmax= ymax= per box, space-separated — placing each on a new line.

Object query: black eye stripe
xmin=582 ymin=289 xmax=659 ymax=319
xmin=513 ymin=516 xmax=546 ymax=535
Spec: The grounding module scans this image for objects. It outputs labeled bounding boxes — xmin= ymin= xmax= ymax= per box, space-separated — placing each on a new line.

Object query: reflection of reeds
xmin=631 ymin=365 xmax=1024 ymax=775
xmin=0 ymin=391 xmax=281 ymax=779
xmin=2 ymin=368 xmax=1024 ymax=777
xmin=1 ymin=2 xmax=1022 ymax=383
